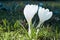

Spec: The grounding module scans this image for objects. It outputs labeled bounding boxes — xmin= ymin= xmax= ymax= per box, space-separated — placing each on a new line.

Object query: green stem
xmin=36 ymin=21 xmax=42 ymax=37
xmin=28 ymin=23 xmax=31 ymax=38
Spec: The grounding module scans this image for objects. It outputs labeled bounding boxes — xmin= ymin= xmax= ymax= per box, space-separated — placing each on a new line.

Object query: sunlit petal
xmin=24 ymin=4 xmax=38 ymax=24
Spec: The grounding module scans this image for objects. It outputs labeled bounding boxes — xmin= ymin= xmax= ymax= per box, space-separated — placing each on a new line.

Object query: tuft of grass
xmin=0 ymin=19 xmax=60 ymax=40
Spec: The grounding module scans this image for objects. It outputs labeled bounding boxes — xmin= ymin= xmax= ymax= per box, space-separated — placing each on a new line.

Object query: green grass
xmin=0 ymin=19 xmax=60 ymax=40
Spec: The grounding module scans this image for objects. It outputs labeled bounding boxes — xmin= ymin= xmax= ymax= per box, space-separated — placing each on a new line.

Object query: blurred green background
xmin=0 ymin=1 xmax=60 ymax=29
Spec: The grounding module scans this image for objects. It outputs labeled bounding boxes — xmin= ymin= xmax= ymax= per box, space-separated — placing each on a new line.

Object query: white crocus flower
xmin=36 ymin=7 xmax=53 ymax=36
xmin=23 ymin=4 xmax=38 ymax=37
xmin=37 ymin=7 xmax=53 ymax=28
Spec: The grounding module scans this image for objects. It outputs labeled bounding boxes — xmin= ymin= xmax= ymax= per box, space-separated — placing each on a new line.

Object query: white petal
xmin=38 ymin=7 xmax=53 ymax=23
xmin=23 ymin=4 xmax=38 ymax=23
xmin=45 ymin=9 xmax=49 ymax=12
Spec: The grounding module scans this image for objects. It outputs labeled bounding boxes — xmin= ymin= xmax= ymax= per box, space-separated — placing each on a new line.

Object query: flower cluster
xmin=23 ymin=4 xmax=53 ymax=38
